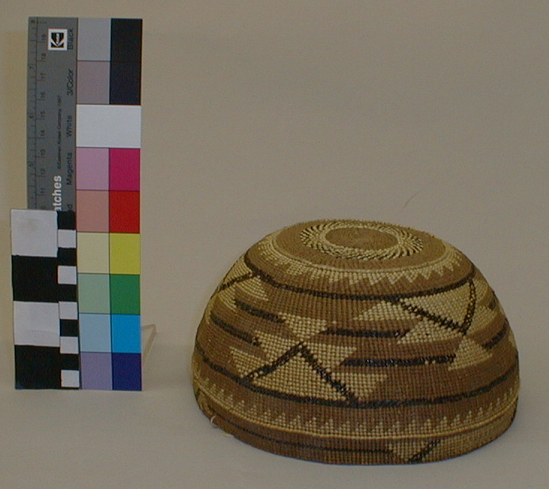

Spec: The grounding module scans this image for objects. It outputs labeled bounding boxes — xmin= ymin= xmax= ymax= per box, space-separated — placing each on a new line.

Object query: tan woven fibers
xmin=192 ymin=220 xmax=519 ymax=464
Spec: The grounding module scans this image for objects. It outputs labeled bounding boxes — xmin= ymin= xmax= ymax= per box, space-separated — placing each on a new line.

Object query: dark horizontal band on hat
xmin=207 ymin=303 xmax=510 ymax=355
xmin=194 ymin=341 xmax=518 ymax=410
xmin=243 ymin=252 xmax=476 ymax=301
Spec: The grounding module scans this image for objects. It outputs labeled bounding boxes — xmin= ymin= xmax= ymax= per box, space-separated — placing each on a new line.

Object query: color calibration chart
xmin=12 ymin=17 xmax=143 ymax=390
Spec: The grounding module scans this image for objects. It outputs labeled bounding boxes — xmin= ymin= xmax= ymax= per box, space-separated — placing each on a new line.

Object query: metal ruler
xmin=27 ymin=17 xmax=78 ymax=211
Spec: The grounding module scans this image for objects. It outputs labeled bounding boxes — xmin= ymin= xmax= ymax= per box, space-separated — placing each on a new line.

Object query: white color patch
xmin=13 ymin=301 xmax=60 ymax=347
xmin=58 ymin=266 xmax=78 ymax=285
xmin=60 ymin=336 xmax=80 ymax=354
xmin=76 ymin=105 xmax=141 ymax=148
xmin=11 ymin=209 xmax=58 ymax=257
xmin=58 ymin=229 xmax=77 ymax=249
xmin=61 ymin=370 xmax=80 ymax=388
xmin=59 ymin=302 xmax=78 ymax=320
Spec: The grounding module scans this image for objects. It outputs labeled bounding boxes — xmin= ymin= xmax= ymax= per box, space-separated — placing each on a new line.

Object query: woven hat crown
xmin=192 ymin=220 xmax=519 ymax=464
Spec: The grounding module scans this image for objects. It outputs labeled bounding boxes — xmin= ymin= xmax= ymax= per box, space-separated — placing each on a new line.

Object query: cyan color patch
xmin=111 ymin=314 xmax=141 ymax=353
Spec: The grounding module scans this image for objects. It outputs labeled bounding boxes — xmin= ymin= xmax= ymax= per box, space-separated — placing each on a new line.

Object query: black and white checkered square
xmin=11 ymin=209 xmax=80 ymax=389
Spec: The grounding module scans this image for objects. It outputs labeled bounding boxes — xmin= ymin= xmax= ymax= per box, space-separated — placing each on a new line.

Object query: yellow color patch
xmin=77 ymin=232 xmax=110 ymax=273
xmin=110 ymin=233 xmax=140 ymax=275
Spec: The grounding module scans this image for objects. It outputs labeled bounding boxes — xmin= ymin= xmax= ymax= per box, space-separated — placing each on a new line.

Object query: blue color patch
xmin=112 ymin=353 xmax=142 ymax=391
xmin=111 ymin=314 xmax=141 ymax=353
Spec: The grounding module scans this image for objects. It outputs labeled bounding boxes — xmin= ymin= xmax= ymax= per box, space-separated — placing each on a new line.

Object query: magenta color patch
xmin=109 ymin=149 xmax=140 ymax=191
xmin=77 ymin=148 xmax=110 ymax=190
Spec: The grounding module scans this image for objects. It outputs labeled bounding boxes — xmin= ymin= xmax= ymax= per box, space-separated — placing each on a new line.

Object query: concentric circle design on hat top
xmin=252 ymin=220 xmax=469 ymax=294
xmin=300 ymin=220 xmax=424 ymax=261
xmin=192 ymin=219 xmax=519 ymax=464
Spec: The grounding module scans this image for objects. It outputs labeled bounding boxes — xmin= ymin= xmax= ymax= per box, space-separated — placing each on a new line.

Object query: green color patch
xmin=109 ymin=274 xmax=140 ymax=314
xmin=78 ymin=273 xmax=110 ymax=313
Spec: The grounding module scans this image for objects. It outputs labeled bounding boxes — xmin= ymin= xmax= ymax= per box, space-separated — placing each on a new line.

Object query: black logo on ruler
xmin=48 ymin=29 xmax=68 ymax=51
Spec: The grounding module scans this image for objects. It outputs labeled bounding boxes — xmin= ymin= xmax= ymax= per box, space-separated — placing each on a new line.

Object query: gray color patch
xmin=77 ymin=18 xmax=111 ymax=61
xmin=77 ymin=61 xmax=110 ymax=104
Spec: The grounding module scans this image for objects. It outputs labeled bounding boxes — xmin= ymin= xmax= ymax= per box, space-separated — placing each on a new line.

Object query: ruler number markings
xmin=27 ymin=17 xmax=77 ymax=211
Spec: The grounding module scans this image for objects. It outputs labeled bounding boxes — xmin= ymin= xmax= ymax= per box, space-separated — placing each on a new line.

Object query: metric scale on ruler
xmin=27 ymin=17 xmax=77 ymax=211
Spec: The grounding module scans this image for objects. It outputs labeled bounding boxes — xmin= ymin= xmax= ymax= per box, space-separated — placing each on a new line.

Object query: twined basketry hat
xmin=192 ymin=220 xmax=519 ymax=464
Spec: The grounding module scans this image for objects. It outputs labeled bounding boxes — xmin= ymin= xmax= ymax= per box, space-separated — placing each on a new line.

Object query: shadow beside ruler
xmin=27 ymin=17 xmax=77 ymax=211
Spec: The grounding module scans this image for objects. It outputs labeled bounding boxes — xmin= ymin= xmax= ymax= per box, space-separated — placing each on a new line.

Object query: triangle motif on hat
xmin=335 ymin=372 xmax=387 ymax=401
xmin=241 ymin=328 xmax=361 ymax=401
xmin=398 ymin=318 xmax=462 ymax=344
xmin=472 ymin=276 xmax=491 ymax=303
xmin=221 ymin=255 xmax=251 ymax=284
xmin=306 ymin=341 xmax=357 ymax=370
xmin=448 ymin=337 xmax=492 ymax=371
xmin=400 ymin=281 xmax=473 ymax=325
xmin=355 ymin=301 xmax=417 ymax=322
xmin=279 ymin=313 xmax=328 ymax=341
xmin=254 ymin=355 xmax=347 ymax=401
xmin=238 ymin=276 xmax=270 ymax=302
xmin=467 ymin=305 xmax=498 ymax=335
xmin=216 ymin=286 xmax=237 ymax=312
xmin=256 ymin=331 xmax=297 ymax=362
xmin=508 ymin=329 xmax=517 ymax=349
xmin=230 ymin=347 xmax=266 ymax=377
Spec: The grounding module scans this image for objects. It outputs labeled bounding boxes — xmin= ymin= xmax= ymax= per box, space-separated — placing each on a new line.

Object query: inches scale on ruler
xmin=12 ymin=17 xmax=144 ymax=390
xmin=27 ymin=17 xmax=77 ymax=211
